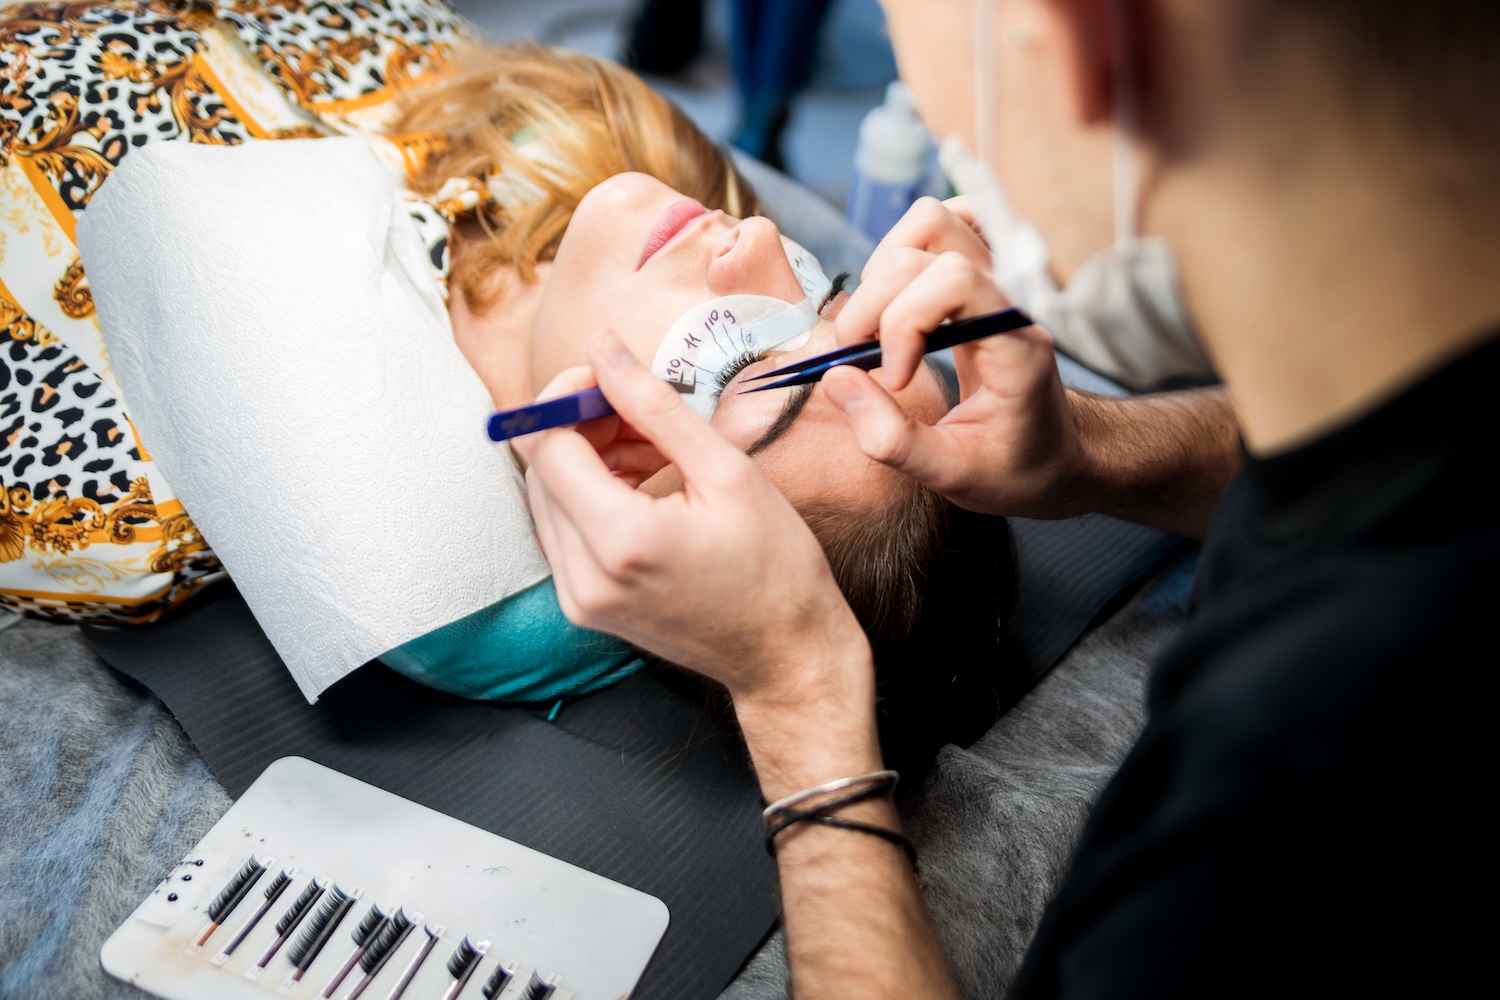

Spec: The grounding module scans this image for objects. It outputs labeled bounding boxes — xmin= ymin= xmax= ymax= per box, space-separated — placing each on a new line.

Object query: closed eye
xmin=818 ymin=272 xmax=850 ymax=315
xmin=715 ymin=350 xmax=762 ymax=391
xmin=712 ymin=272 xmax=850 ymax=399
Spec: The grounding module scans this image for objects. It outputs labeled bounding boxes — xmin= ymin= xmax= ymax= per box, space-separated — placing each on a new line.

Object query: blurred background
xmin=452 ymin=0 xmax=930 ymax=215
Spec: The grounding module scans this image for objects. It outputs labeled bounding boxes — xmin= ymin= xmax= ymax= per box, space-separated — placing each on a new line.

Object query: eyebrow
xmin=745 ymin=382 xmax=815 ymax=457
xmin=741 ymin=350 xmax=941 ymax=457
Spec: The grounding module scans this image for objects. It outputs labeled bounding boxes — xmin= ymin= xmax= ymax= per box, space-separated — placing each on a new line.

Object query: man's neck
xmin=1164 ymin=144 xmax=1500 ymax=456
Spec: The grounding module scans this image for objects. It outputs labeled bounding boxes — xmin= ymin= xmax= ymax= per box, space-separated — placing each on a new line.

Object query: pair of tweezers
xmin=484 ymin=307 xmax=1033 ymax=442
xmin=738 ymin=306 xmax=1033 ymax=393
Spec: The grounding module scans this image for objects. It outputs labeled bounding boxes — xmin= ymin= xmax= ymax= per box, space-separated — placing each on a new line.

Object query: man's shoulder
xmin=1156 ymin=500 xmax=1497 ymax=737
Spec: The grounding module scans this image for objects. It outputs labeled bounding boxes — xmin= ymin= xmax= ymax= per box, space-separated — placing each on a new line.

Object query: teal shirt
xmin=379 ymin=578 xmax=641 ymax=702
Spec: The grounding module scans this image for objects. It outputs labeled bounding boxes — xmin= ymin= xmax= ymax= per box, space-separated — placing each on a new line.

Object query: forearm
xmin=736 ymin=675 xmax=961 ymax=1000
xmin=1066 ymin=385 xmax=1240 ymax=539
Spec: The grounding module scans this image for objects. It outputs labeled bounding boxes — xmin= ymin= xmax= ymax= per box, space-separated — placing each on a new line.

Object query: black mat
xmin=84 ymin=587 xmax=772 ymax=1000
xmin=81 ymin=514 xmax=1176 ymax=1000
xmin=1007 ymin=515 xmax=1181 ymax=683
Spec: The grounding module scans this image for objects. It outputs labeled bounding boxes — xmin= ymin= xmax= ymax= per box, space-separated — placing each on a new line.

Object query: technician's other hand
xmin=511 ymin=330 xmax=872 ymax=711
xmin=509 ymin=364 xmax=672 ymax=490
xmin=829 ymin=196 xmax=1084 ymax=518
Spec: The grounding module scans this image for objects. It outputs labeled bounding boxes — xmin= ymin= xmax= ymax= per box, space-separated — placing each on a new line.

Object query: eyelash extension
xmin=286 ymin=883 xmax=358 ymax=981
xmin=253 ymin=877 xmax=325 ymax=972
xmin=712 ymin=273 xmax=851 ymax=401
xmin=819 ymin=272 xmax=851 ymax=314
xmin=317 ymin=901 xmax=390 ymax=998
xmin=715 ymin=350 xmax=761 ymax=392
xmin=442 ymin=936 xmax=488 ymax=1000
xmin=195 ymin=855 xmax=266 ymax=947
xmin=216 ymin=868 xmax=292 ymax=961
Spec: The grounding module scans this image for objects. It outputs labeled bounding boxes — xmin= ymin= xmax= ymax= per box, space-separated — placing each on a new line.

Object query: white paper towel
xmin=78 ymin=138 xmax=550 ymax=702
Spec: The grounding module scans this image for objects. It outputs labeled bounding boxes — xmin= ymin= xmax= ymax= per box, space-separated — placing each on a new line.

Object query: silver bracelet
xmin=761 ymin=770 xmax=899 ymax=825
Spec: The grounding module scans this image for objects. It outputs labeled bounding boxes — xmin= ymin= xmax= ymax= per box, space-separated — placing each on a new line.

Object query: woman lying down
xmin=379 ymin=47 xmax=1022 ymax=769
xmin=73 ymin=33 xmax=1019 ymax=770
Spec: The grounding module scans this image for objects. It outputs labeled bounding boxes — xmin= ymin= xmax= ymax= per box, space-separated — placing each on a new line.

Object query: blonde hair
xmin=393 ymin=43 xmax=760 ymax=312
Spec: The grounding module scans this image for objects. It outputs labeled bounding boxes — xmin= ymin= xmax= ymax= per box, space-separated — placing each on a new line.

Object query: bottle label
xmin=846 ymin=171 xmax=920 ymax=242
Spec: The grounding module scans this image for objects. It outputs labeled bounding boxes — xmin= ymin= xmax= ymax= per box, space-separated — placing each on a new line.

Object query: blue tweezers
xmin=485 ymin=307 xmax=1033 ymax=442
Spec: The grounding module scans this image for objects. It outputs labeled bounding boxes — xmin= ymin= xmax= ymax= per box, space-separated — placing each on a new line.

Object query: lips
xmin=637 ymin=198 xmax=707 ymax=269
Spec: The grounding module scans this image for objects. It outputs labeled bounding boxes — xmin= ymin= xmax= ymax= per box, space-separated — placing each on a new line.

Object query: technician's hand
xmin=515 ymin=339 xmax=866 ymax=701
xmin=510 ymin=365 xmax=671 ymax=491
xmin=828 ymin=196 xmax=1086 ymax=518
xmin=514 ymin=331 xmax=883 ymax=794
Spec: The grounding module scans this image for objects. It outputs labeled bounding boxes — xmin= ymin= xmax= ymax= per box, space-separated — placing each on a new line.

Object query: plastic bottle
xmin=845 ymin=81 xmax=931 ymax=242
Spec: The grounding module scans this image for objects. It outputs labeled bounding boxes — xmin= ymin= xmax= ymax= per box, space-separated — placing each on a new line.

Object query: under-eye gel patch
xmin=649 ymin=240 xmax=831 ymax=419
xmin=784 ymin=237 xmax=833 ymax=303
xmin=650 ymin=295 xmax=817 ymax=418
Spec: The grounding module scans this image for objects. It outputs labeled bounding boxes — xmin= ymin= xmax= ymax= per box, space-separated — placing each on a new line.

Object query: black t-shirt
xmin=1010 ymin=335 xmax=1499 ymax=998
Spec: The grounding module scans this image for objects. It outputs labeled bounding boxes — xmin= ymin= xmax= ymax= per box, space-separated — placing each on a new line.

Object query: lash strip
xmin=275 ymin=879 xmax=326 ymax=937
xmin=219 ymin=869 xmax=292 ymax=957
xmin=351 ymin=903 xmax=389 ymax=948
xmin=481 ymin=962 xmax=515 ymax=999
xmin=358 ymin=906 xmax=414 ymax=975
xmin=520 ymin=971 xmax=557 ymax=1000
xmin=447 ymin=936 xmax=484 ymax=979
xmin=207 ymin=857 xmax=266 ymax=923
xmin=262 ymin=870 xmax=293 ymax=901
xmin=288 ymin=884 xmax=357 ymax=969
xmin=383 ymin=922 xmax=444 ymax=1000
xmin=317 ymin=901 xmax=388 ymax=999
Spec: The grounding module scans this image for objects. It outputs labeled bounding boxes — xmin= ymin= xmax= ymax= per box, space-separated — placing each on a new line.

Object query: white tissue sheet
xmin=78 ymin=138 xmax=549 ymax=702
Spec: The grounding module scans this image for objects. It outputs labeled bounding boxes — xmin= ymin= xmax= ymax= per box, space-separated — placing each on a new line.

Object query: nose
xmin=706 ymin=216 xmax=805 ymax=304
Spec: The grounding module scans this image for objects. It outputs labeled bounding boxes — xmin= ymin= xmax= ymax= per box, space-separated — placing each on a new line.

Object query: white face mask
xmin=939 ymin=0 xmax=1213 ymax=390
xmin=648 ymin=239 xmax=831 ymax=418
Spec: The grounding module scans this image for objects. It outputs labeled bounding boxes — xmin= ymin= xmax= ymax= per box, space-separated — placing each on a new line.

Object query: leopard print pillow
xmin=1 ymin=0 xmax=467 ymax=623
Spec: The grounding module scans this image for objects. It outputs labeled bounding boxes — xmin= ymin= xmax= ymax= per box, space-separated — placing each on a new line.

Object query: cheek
xmin=529 ymin=262 xmax=600 ymax=388
xmin=883 ymin=0 xmax=975 ymax=143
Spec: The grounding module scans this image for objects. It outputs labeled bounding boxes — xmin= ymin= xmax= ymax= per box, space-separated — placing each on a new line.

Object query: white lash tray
xmin=101 ymin=756 xmax=669 ymax=1000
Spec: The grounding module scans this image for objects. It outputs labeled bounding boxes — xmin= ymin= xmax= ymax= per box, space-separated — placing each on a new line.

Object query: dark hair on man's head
xmin=804 ymin=476 xmax=1021 ymax=776
xmin=1235 ymin=1 xmax=1500 ymax=150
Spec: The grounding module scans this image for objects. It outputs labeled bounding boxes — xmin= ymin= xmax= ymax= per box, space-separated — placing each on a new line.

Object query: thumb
xmin=823 ymin=366 xmax=959 ymax=489
xmin=588 ymin=329 xmax=750 ymax=492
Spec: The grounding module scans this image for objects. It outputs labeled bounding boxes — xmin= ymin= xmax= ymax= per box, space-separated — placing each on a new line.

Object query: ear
xmin=1043 ymin=0 xmax=1118 ymax=125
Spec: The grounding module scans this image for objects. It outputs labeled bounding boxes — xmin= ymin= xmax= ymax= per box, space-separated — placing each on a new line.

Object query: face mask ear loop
xmin=1108 ymin=0 xmax=1142 ymax=249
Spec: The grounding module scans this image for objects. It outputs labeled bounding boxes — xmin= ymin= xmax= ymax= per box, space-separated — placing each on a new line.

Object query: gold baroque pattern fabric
xmin=0 ymin=0 xmax=466 ymax=623
xmin=213 ymin=0 xmax=467 ymax=125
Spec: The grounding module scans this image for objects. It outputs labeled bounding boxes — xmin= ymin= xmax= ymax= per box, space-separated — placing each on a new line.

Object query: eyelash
xmin=713 ymin=273 xmax=853 ymax=394
xmin=820 ymin=272 xmax=851 ymax=313
xmin=716 ymin=350 xmax=760 ymax=391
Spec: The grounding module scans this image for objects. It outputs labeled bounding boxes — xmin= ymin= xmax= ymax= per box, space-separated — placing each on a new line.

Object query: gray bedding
xmin=0 ymin=611 xmax=231 ymax=1000
xmin=0 ymin=546 xmax=1193 ymax=1000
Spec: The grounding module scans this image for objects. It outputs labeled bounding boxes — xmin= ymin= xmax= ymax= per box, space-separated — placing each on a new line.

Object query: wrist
xmin=731 ymin=634 xmax=884 ymax=802
xmin=1036 ymin=388 xmax=1107 ymax=519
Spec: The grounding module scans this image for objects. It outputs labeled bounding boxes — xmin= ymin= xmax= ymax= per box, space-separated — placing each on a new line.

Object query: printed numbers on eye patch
xmin=704 ymin=310 xmax=751 ymax=355
xmin=652 ymin=294 xmax=820 ymax=417
xmin=664 ymin=357 xmax=698 ymax=390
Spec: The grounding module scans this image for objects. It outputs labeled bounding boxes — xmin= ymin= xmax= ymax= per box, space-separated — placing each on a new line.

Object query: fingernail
xmin=595 ymin=330 xmax=636 ymax=370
